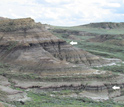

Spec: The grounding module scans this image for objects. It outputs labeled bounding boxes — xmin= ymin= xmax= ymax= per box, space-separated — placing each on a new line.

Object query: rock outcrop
xmin=0 ymin=18 xmax=114 ymax=75
xmin=0 ymin=75 xmax=30 ymax=103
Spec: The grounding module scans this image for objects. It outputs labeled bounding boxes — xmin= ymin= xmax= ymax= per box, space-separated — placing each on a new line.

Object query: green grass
xmin=53 ymin=26 xmax=124 ymax=35
xmin=85 ymin=50 xmax=116 ymax=58
xmin=94 ymin=63 xmax=124 ymax=74
xmin=9 ymin=91 xmax=124 ymax=107
xmin=52 ymin=30 xmax=124 ymax=60
xmin=76 ymin=35 xmax=93 ymax=40
xmin=0 ymin=90 xmax=7 ymax=99
xmin=76 ymin=41 xmax=124 ymax=60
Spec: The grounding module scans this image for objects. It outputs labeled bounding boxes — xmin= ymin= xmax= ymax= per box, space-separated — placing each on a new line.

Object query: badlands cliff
xmin=0 ymin=18 xmax=113 ymax=76
xmin=0 ymin=18 xmax=124 ymax=106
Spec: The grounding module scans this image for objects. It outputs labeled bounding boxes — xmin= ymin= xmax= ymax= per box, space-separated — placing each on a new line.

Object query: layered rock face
xmin=0 ymin=18 xmax=110 ymax=75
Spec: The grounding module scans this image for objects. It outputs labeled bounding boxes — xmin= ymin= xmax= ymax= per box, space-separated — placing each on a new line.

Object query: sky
xmin=0 ymin=0 xmax=124 ymax=26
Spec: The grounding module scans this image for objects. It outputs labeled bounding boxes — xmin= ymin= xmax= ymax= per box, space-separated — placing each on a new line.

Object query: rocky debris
xmin=7 ymin=92 xmax=31 ymax=102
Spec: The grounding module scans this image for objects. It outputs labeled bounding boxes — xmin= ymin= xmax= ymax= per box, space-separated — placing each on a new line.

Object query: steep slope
xmin=0 ymin=18 xmax=114 ymax=76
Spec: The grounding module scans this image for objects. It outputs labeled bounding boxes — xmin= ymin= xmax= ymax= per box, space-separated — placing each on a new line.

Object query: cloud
xmin=0 ymin=0 xmax=124 ymax=26
xmin=105 ymin=3 xmax=121 ymax=7
xmin=45 ymin=0 xmax=71 ymax=4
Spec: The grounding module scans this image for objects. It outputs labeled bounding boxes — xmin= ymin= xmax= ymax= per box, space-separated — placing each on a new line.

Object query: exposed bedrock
xmin=10 ymin=74 xmax=124 ymax=101
xmin=0 ymin=75 xmax=30 ymax=103
xmin=0 ymin=18 xmax=118 ymax=75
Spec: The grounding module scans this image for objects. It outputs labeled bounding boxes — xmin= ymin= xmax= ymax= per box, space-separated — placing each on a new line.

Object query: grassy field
xmin=10 ymin=91 xmax=124 ymax=107
xmin=53 ymin=25 xmax=124 ymax=35
xmin=77 ymin=41 xmax=124 ymax=60
xmin=94 ymin=63 xmax=124 ymax=74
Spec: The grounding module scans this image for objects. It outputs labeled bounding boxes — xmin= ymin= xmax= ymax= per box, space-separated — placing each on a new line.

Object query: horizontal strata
xmin=0 ymin=18 xmax=115 ymax=75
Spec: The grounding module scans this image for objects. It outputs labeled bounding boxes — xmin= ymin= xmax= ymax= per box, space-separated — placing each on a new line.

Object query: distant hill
xmin=52 ymin=22 xmax=124 ymax=35
xmin=51 ymin=22 xmax=124 ymax=61
xmin=82 ymin=22 xmax=124 ymax=29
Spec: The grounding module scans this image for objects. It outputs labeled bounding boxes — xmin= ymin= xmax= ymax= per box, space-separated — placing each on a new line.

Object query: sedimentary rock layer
xmin=0 ymin=18 xmax=113 ymax=75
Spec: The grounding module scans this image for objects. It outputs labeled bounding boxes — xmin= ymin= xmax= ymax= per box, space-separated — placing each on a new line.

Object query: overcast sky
xmin=0 ymin=0 xmax=124 ymax=26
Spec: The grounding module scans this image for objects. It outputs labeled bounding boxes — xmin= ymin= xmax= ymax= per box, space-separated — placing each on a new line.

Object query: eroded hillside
xmin=0 ymin=18 xmax=124 ymax=107
xmin=0 ymin=18 xmax=116 ymax=76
